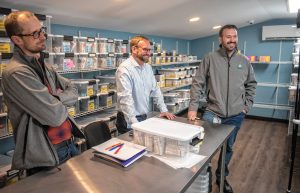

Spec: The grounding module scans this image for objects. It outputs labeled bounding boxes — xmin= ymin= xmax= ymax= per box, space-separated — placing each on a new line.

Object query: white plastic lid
xmin=132 ymin=117 xmax=203 ymax=141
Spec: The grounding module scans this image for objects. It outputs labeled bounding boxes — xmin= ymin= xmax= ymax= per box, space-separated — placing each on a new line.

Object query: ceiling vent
xmin=262 ymin=25 xmax=300 ymax=40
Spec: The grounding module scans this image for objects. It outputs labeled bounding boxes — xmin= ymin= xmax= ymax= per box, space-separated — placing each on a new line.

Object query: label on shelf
xmin=0 ymin=42 xmax=11 ymax=53
xmin=88 ymin=100 xmax=95 ymax=111
xmin=87 ymin=85 xmax=94 ymax=96
xmin=107 ymin=96 xmax=113 ymax=107
xmin=67 ymin=107 xmax=76 ymax=117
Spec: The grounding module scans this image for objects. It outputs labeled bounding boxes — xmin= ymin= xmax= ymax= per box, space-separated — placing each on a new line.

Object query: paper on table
xmin=148 ymin=153 xmax=206 ymax=169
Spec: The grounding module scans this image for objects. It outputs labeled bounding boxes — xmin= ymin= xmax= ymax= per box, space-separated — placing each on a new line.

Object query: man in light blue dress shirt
xmin=116 ymin=35 xmax=175 ymax=134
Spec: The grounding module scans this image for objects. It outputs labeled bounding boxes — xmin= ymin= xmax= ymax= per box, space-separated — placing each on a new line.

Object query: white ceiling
xmin=0 ymin=0 xmax=297 ymax=40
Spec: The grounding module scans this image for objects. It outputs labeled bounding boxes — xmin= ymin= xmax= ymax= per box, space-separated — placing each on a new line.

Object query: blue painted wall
xmin=51 ymin=24 xmax=191 ymax=55
xmin=191 ymin=19 xmax=296 ymax=120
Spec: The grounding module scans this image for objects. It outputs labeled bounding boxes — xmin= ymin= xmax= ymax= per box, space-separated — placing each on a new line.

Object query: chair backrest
xmin=83 ymin=121 xmax=112 ymax=149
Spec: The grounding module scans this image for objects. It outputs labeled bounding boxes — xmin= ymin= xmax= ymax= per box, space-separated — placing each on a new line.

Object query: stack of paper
xmin=92 ymin=138 xmax=147 ymax=167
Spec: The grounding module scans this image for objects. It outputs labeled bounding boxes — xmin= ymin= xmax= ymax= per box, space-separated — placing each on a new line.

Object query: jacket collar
xmin=218 ymin=47 xmax=238 ymax=58
xmin=13 ymin=46 xmax=47 ymax=83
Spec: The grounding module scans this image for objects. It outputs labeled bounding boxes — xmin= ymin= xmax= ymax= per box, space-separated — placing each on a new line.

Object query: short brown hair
xmin=219 ymin=24 xmax=238 ymax=37
xmin=130 ymin=35 xmax=150 ymax=52
xmin=4 ymin=11 xmax=35 ymax=38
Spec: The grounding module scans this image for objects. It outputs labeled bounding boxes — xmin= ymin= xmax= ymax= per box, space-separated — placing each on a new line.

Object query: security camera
xmin=248 ymin=20 xmax=255 ymax=25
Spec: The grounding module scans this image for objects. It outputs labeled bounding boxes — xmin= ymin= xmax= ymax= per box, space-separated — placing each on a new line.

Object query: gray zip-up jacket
xmin=189 ymin=48 xmax=257 ymax=117
xmin=1 ymin=47 xmax=84 ymax=170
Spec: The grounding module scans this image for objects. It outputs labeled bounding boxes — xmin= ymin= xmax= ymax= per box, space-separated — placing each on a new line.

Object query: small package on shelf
xmin=107 ymin=39 xmax=115 ymax=53
xmin=247 ymin=56 xmax=257 ymax=62
xmin=62 ymin=35 xmax=77 ymax=53
xmin=78 ymin=53 xmax=98 ymax=70
xmin=122 ymin=40 xmax=129 ymax=54
xmin=54 ymin=53 xmax=77 ymax=71
xmin=114 ymin=39 xmax=123 ymax=53
xmin=132 ymin=118 xmax=204 ymax=158
xmin=98 ymin=53 xmax=108 ymax=68
xmin=258 ymin=56 xmax=271 ymax=62
xmin=98 ymin=38 xmax=108 ymax=53
xmin=78 ymin=37 xmax=87 ymax=53
xmin=52 ymin=35 xmax=63 ymax=53
xmin=115 ymin=53 xmax=126 ymax=67
xmin=86 ymin=37 xmax=97 ymax=53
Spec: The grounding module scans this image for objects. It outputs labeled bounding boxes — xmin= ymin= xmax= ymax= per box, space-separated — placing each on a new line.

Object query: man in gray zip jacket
xmin=188 ymin=25 xmax=257 ymax=193
xmin=2 ymin=11 xmax=84 ymax=175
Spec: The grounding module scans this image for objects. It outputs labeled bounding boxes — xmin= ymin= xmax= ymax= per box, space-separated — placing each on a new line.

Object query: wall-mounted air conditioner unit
xmin=262 ymin=25 xmax=300 ymax=40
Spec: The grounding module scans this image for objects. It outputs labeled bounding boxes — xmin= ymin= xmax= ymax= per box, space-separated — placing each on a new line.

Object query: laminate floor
xmin=186 ymin=118 xmax=300 ymax=193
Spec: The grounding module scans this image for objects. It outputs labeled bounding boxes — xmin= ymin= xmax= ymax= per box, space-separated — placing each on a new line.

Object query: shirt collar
xmin=130 ymin=55 xmax=145 ymax=68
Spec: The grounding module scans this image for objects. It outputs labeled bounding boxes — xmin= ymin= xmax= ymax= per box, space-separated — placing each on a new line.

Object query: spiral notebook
xmin=92 ymin=138 xmax=147 ymax=167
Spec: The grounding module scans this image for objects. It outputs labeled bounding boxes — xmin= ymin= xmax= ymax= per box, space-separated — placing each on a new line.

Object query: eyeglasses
xmin=136 ymin=46 xmax=152 ymax=52
xmin=16 ymin=27 xmax=47 ymax=39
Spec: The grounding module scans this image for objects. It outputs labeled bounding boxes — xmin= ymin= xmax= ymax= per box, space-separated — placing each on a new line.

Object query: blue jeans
xmin=202 ymin=110 xmax=245 ymax=181
xmin=56 ymin=141 xmax=79 ymax=164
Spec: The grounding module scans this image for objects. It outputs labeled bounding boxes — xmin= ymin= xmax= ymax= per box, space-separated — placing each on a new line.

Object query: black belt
xmin=53 ymin=139 xmax=72 ymax=150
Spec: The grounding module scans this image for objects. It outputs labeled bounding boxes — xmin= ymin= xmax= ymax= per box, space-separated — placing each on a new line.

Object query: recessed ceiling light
xmin=288 ymin=0 xmax=300 ymax=13
xmin=213 ymin=25 xmax=222 ymax=29
xmin=189 ymin=17 xmax=200 ymax=22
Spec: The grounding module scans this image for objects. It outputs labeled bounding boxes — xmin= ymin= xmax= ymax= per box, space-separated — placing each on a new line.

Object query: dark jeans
xmin=116 ymin=112 xmax=147 ymax=134
xmin=202 ymin=110 xmax=245 ymax=182
xmin=26 ymin=140 xmax=78 ymax=176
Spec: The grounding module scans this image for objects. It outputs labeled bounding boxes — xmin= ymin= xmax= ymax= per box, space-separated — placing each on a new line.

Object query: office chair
xmin=83 ymin=121 xmax=112 ymax=149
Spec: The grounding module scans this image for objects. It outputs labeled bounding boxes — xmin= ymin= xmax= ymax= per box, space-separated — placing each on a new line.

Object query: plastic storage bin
xmin=52 ymin=35 xmax=63 ymax=53
xmin=165 ymin=78 xmax=182 ymax=87
xmin=176 ymin=89 xmax=190 ymax=98
xmin=98 ymin=83 xmax=109 ymax=94
xmin=163 ymin=93 xmax=179 ymax=103
xmin=107 ymin=53 xmax=116 ymax=68
xmin=95 ymin=75 xmax=116 ymax=89
xmin=78 ymin=96 xmax=89 ymax=113
xmin=98 ymin=53 xmax=108 ymax=68
xmin=62 ymin=35 xmax=77 ymax=53
xmin=72 ymin=80 xmax=88 ymax=97
xmin=132 ymin=118 xmax=204 ymax=157
xmin=45 ymin=34 xmax=53 ymax=53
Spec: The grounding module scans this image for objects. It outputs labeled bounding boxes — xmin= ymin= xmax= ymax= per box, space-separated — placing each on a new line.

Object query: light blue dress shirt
xmin=116 ymin=56 xmax=168 ymax=127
